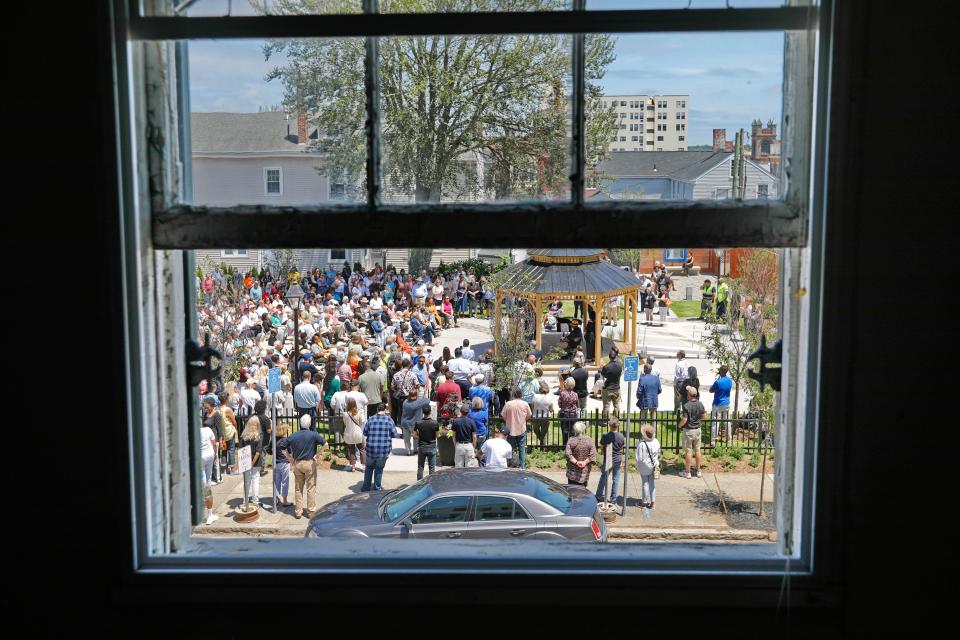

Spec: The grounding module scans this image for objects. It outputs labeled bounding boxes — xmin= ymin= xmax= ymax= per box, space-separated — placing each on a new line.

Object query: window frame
xmin=115 ymin=0 xmax=834 ymax=588
xmin=220 ymin=249 xmax=249 ymax=258
xmin=263 ymin=167 xmax=282 ymax=196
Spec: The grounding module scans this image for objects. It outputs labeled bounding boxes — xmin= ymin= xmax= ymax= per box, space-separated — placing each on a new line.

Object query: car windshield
xmin=530 ymin=476 xmax=571 ymax=513
xmin=381 ymin=481 xmax=434 ymax=522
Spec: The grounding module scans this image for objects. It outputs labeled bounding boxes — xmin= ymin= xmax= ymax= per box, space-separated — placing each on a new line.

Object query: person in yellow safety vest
xmin=700 ymin=279 xmax=716 ymax=319
xmin=716 ymin=279 xmax=730 ymax=318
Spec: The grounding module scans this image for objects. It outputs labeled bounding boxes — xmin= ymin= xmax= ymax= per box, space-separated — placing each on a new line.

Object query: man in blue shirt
xmin=409 ymin=312 xmax=435 ymax=346
xmin=461 ymin=339 xmax=475 ymax=361
xmin=280 ymin=420 xmax=327 ymax=519
xmin=636 ymin=364 xmax=662 ymax=422
xmin=361 ymin=404 xmax=401 ymax=491
xmin=468 ymin=374 xmax=499 ymax=414
xmin=709 ymin=365 xmax=734 ymax=443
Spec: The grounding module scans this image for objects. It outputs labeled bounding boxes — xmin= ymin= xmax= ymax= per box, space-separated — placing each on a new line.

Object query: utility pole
xmin=732 ymin=130 xmax=742 ymax=199
xmin=732 ymin=129 xmax=746 ymax=199
xmin=739 ymin=127 xmax=747 ymax=196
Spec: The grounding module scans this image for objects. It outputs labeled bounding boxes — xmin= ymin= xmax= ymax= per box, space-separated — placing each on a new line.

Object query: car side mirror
xmin=400 ymin=516 xmax=414 ymax=538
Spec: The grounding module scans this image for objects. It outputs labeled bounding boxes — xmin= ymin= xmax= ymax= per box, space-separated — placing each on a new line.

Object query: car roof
xmin=420 ymin=468 xmax=564 ymax=496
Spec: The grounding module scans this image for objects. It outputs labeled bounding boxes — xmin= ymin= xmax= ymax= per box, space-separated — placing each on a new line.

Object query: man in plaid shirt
xmin=361 ymin=403 xmax=401 ymax=491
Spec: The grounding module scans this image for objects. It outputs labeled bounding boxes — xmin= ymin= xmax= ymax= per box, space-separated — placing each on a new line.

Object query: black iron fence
xmin=236 ymin=406 xmax=771 ymax=458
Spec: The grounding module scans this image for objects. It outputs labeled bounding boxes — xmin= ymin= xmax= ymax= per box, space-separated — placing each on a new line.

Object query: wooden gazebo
xmin=492 ymin=249 xmax=643 ymax=363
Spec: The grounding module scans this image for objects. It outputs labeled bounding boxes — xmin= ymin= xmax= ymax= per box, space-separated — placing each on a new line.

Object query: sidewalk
xmin=198 ymin=465 xmax=775 ymax=542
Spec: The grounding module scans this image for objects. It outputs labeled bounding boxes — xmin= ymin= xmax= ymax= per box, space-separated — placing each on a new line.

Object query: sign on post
xmin=268 ymin=367 xmax=281 ymax=394
xmin=623 ymin=356 xmax=640 ymax=382
xmin=237 ymin=445 xmax=252 ymax=474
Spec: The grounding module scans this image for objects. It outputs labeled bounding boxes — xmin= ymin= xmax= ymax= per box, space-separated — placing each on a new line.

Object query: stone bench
xmin=666 ymin=265 xmax=701 ymax=276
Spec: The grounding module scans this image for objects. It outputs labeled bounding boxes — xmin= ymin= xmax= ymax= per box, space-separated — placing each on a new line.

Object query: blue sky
xmin=189 ymin=0 xmax=783 ymax=146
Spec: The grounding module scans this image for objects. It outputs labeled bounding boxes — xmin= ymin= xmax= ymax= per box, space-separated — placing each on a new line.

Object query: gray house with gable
xmin=596 ymin=150 xmax=778 ymax=201
xmin=190 ymin=111 xmax=364 ymax=273
xmin=190 ymin=111 xmax=494 ymax=275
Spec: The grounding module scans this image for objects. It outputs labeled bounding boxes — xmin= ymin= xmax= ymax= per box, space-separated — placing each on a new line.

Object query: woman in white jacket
xmin=635 ymin=423 xmax=661 ymax=509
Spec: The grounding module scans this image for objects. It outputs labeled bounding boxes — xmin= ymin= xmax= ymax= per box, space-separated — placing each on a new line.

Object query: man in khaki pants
xmin=280 ymin=414 xmax=328 ymax=519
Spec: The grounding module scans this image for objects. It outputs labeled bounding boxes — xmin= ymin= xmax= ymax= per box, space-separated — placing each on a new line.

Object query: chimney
xmin=297 ymin=113 xmax=307 ymax=144
xmin=713 ymin=129 xmax=726 ymax=152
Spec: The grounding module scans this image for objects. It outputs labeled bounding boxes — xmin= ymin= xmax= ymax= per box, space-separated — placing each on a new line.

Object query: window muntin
xmin=219 ymin=249 xmax=249 ymax=257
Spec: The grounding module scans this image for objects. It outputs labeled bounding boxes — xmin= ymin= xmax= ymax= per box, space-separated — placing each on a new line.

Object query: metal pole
xmin=271 ymin=392 xmax=278 ymax=513
xmin=293 ymin=301 xmax=300 ymax=384
xmin=758 ymin=436 xmax=768 ymax=517
xmin=622 ymin=379 xmax=631 ymax=517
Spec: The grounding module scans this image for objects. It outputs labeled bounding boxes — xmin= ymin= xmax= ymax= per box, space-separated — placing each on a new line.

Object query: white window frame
xmin=220 ymin=249 xmax=248 ymax=258
xmin=329 ymin=249 xmax=347 ymax=261
xmin=118 ymin=0 xmax=830 ymax=587
xmin=263 ymin=167 xmax=282 ymax=196
xmin=716 ymin=187 xmax=731 ymax=200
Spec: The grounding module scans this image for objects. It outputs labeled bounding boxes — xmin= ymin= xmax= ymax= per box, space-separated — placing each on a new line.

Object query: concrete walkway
xmin=198 ymin=465 xmax=775 ymax=541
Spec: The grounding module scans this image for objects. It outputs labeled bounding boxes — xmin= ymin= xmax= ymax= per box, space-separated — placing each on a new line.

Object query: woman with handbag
xmin=634 ymin=423 xmax=662 ymax=509
xmin=218 ymin=397 xmax=239 ymax=475
xmin=558 ymin=377 xmax=580 ymax=449
xmin=239 ymin=415 xmax=264 ymax=508
xmin=657 ymin=284 xmax=671 ymax=327
xmin=342 ymin=397 xmax=366 ymax=472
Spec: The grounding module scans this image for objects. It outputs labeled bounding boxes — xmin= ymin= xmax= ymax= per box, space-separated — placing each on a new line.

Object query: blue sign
xmin=268 ymin=367 xmax=281 ymax=394
xmin=623 ymin=356 xmax=640 ymax=382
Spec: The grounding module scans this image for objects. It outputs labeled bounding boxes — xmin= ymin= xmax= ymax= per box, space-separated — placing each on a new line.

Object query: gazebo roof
xmin=527 ymin=249 xmax=605 ymax=264
xmin=494 ymin=252 xmax=642 ymax=297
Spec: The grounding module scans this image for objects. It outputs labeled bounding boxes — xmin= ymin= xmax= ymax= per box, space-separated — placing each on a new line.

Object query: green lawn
xmin=669 ymin=300 xmax=701 ymax=318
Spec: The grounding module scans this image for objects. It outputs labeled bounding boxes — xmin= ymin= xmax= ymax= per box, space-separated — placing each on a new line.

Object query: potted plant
xmin=437 ymin=425 xmax=455 ymax=466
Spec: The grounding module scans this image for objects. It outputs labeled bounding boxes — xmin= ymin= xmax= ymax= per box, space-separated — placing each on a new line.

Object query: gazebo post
xmin=493 ymin=290 xmax=502 ymax=356
xmin=534 ymin=293 xmax=542 ymax=353
xmin=631 ymin=291 xmax=638 ymax=355
xmin=594 ymin=295 xmax=603 ymax=366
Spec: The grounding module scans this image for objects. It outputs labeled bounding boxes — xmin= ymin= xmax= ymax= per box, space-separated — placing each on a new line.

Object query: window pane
xmin=189 ymin=246 xmax=783 ymax=543
xmin=378 ymin=33 xmax=573 ymax=203
xmin=381 ymin=0 xmax=572 ymax=12
xmin=474 ymin=496 xmax=517 ymax=521
xmin=585 ymin=31 xmax=783 ymax=202
xmin=143 ymin=0 xmax=362 ymax=17
xmin=413 ymin=496 xmax=471 ymax=523
xmin=187 ymin=38 xmax=367 ymax=206
xmin=587 ymin=0 xmax=785 ymax=8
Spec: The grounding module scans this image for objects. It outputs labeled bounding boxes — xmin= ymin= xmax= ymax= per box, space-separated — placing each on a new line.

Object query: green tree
xmin=609 ymin=248 xmax=643 ymax=272
xmin=703 ymin=250 xmax=781 ymax=417
xmin=261 ymin=0 xmax=618 ymax=202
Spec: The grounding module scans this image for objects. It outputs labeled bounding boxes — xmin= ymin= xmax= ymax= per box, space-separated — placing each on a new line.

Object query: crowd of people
xmin=193 ymin=258 xmax=746 ymax=522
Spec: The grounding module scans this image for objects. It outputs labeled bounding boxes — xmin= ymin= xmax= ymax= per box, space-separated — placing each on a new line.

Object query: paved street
xmin=199 ymin=465 xmax=775 ymax=541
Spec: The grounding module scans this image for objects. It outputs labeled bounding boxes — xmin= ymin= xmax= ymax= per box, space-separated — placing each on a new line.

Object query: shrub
xmin=713 ymin=445 xmax=745 ymax=460
xmin=749 ymin=452 xmax=761 ymax=467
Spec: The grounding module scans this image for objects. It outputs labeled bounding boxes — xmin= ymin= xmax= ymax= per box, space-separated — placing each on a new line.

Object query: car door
xmin=405 ymin=495 xmax=473 ymax=539
xmin=464 ymin=495 xmax=537 ymax=539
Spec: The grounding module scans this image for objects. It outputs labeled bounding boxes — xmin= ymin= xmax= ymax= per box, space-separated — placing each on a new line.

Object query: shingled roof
xmin=597 ymin=151 xmax=731 ymax=182
xmin=190 ymin=112 xmax=317 ymax=154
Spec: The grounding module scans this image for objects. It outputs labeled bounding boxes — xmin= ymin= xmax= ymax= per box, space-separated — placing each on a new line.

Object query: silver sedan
xmin=305 ymin=468 xmax=607 ymax=542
